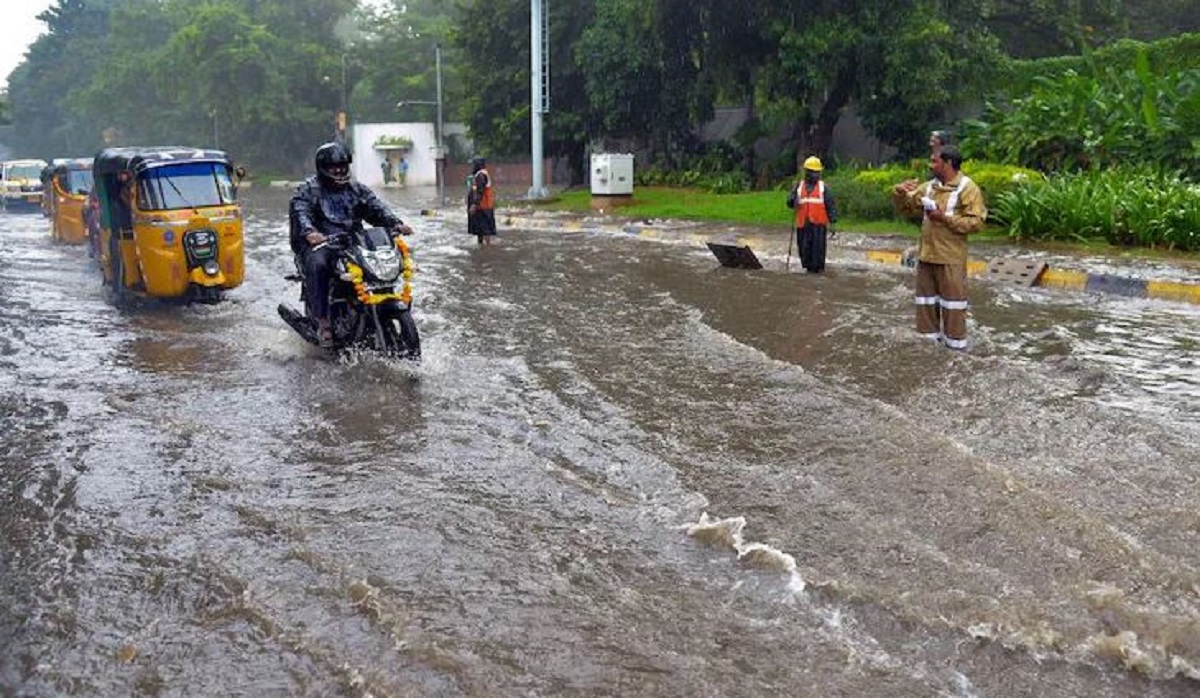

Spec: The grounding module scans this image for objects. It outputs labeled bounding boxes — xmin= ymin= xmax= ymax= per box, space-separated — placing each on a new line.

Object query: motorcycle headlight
xmin=360 ymin=248 xmax=401 ymax=281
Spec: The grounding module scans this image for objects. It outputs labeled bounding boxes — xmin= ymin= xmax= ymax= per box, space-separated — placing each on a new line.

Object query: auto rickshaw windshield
xmin=64 ymin=170 xmax=94 ymax=195
xmin=136 ymin=162 xmax=235 ymax=211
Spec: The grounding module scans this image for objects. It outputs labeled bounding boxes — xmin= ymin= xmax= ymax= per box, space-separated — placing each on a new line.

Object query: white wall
xmin=349 ymin=122 xmax=437 ymax=187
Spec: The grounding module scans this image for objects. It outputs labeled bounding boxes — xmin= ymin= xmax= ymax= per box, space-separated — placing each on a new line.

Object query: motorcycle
xmin=278 ymin=227 xmax=421 ymax=359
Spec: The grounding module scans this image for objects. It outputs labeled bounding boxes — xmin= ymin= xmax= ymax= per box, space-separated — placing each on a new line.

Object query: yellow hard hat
xmin=803 ymin=156 xmax=823 ymax=172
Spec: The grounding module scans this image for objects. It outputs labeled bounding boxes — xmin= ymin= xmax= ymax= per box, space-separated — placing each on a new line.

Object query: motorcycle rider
xmin=290 ymin=142 xmax=414 ymax=348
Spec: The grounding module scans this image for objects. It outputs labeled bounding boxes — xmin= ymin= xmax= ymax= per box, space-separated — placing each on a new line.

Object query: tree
xmin=6 ymin=0 xmax=114 ymax=157
xmin=454 ymin=0 xmax=596 ymax=182
xmin=351 ymin=0 xmax=455 ymax=125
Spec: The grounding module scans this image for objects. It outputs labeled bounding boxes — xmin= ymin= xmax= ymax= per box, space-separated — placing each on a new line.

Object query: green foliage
xmin=962 ymin=161 xmax=1045 ymax=203
xmin=995 ymin=168 xmax=1200 ymax=250
xmin=852 ymin=164 xmax=924 ymax=193
xmin=983 ymin=0 xmax=1126 ymax=59
xmin=961 ymin=53 xmax=1200 ymax=178
xmin=839 ymin=161 xmax=1041 ymax=225
xmin=374 ymin=134 xmax=413 ymax=148
xmin=995 ymin=33 xmax=1200 ymax=92
xmin=634 ymin=142 xmax=751 ymax=194
xmin=820 ymin=171 xmax=899 ymax=222
xmin=7 ymin=0 xmax=355 ymax=171
xmin=352 ymin=0 xmax=455 ymax=125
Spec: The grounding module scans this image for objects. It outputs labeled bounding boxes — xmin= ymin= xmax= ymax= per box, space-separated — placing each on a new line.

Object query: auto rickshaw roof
xmin=93 ymin=147 xmax=232 ymax=176
xmin=50 ymin=157 xmax=94 ymax=174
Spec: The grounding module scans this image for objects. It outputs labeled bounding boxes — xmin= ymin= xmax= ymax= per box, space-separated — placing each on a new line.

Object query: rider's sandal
xmin=318 ymin=327 xmax=334 ymax=349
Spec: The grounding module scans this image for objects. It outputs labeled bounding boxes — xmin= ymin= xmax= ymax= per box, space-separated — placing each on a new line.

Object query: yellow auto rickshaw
xmin=45 ymin=158 xmax=95 ymax=244
xmin=93 ymin=146 xmax=245 ymax=303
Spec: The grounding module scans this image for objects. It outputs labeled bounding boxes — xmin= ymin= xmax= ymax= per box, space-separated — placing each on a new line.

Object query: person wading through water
xmin=786 ymin=156 xmax=838 ymax=273
xmin=466 ymin=156 xmax=496 ymax=246
xmin=892 ymin=146 xmax=987 ymax=350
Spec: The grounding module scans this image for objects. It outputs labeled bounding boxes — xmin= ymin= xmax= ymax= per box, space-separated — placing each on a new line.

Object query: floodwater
xmin=2 ymin=188 xmax=1198 ymax=697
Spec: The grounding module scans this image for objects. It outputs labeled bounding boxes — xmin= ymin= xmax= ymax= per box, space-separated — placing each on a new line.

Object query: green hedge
xmin=843 ymin=161 xmax=1041 ymax=223
xmin=996 ymin=33 xmax=1200 ymax=93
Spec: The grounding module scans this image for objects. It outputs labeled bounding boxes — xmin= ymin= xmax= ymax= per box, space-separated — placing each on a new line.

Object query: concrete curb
xmin=479 ymin=211 xmax=1200 ymax=307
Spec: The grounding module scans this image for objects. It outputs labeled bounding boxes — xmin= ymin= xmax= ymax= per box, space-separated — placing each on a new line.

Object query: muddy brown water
xmin=2 ymin=188 xmax=1198 ymax=696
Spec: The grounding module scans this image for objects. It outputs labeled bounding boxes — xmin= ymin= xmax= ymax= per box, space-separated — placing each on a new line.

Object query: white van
xmin=1 ymin=159 xmax=50 ymax=211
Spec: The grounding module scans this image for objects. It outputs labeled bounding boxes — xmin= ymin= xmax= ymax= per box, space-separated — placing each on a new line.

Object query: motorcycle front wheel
xmin=379 ymin=310 xmax=420 ymax=360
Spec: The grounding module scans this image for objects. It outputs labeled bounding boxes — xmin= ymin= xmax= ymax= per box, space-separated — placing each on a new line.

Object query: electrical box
xmin=590 ymin=153 xmax=634 ymax=195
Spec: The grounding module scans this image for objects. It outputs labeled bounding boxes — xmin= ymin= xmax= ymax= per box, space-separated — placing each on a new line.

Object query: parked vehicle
xmin=44 ymin=158 xmax=95 ymax=244
xmin=278 ymin=227 xmax=421 ymax=359
xmin=1 ymin=159 xmax=49 ymax=212
xmin=92 ymin=146 xmax=245 ymax=303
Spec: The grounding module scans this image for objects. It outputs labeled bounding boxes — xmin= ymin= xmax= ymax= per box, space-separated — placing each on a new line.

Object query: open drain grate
xmin=706 ymin=239 xmax=763 ymax=269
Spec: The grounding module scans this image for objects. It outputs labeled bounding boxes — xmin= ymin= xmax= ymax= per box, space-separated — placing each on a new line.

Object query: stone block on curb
xmin=1085 ymin=273 xmax=1148 ymax=298
xmin=986 ymin=258 xmax=1047 ymax=287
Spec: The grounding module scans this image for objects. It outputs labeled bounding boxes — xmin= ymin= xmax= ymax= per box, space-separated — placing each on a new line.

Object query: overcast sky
xmin=1 ymin=0 xmax=55 ymax=90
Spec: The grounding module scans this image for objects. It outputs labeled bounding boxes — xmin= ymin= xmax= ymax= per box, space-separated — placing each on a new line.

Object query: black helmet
xmin=315 ymin=142 xmax=353 ymax=187
xmin=471 ymin=156 xmax=486 ymax=173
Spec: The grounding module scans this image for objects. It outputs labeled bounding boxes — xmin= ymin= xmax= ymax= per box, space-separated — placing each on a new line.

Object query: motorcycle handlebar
xmin=310 ymin=232 xmax=350 ymax=252
xmin=310 ymin=226 xmax=407 ymax=252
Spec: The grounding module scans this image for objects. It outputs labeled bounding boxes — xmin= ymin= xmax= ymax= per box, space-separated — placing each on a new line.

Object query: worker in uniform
xmin=786 ymin=156 xmax=837 ymax=273
xmin=892 ymin=146 xmax=987 ymax=350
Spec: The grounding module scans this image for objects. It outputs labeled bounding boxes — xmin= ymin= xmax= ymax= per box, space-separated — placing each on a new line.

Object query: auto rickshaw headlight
xmin=203 ymin=260 xmax=220 ymax=276
xmin=183 ymin=229 xmax=219 ymax=268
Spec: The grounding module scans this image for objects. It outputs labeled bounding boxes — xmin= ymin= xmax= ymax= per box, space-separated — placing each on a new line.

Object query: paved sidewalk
xmin=432 ymin=207 xmax=1200 ymax=307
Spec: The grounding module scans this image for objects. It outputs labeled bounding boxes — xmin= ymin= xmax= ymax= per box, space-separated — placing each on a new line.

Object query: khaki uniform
xmin=893 ymin=174 xmax=986 ymax=349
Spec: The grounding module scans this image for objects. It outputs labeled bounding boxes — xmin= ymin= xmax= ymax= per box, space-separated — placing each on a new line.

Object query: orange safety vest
xmin=474 ymin=169 xmax=495 ymax=210
xmin=794 ymin=180 xmax=829 ymax=227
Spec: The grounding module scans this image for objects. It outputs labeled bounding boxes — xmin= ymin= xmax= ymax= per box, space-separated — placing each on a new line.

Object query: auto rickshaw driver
xmin=92 ymin=146 xmax=245 ymax=303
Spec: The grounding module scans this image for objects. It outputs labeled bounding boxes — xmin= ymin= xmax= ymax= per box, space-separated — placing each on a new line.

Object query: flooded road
xmin=2 ymin=188 xmax=1198 ymax=696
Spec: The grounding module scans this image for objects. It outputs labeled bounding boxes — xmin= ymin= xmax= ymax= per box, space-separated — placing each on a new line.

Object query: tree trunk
xmin=795 ymin=63 xmax=856 ymax=169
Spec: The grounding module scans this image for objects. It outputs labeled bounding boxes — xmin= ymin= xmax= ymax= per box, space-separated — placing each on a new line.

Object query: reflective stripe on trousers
xmin=915 ymin=261 xmax=969 ymax=346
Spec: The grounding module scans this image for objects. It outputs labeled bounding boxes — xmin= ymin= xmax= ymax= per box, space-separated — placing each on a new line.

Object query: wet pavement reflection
xmin=1 ymin=188 xmax=1198 ymax=696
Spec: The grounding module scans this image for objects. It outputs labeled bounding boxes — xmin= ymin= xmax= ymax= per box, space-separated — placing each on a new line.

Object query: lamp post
xmin=395 ymin=44 xmax=445 ymax=204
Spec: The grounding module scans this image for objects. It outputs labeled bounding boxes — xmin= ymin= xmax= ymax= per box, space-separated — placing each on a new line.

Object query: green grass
xmin=524 ymin=186 xmax=923 ymax=236
xmin=519 ymin=185 xmax=1200 ymax=263
xmin=532 ymin=187 xmax=788 ymax=224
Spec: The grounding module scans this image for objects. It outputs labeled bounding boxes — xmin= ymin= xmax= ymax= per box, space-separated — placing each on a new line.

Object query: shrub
xmin=824 ymin=170 xmax=904 ymax=221
xmin=374 ymin=134 xmax=413 ymax=149
xmin=853 ymin=164 xmax=924 ymax=194
xmin=962 ymin=161 xmax=1045 ymax=210
xmin=960 ymin=54 xmax=1200 ymax=178
xmin=994 ymin=168 xmax=1200 ymax=250
xmin=836 ymin=161 xmax=1040 ymax=223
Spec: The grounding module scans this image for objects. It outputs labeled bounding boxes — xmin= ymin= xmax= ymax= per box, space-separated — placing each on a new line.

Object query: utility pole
xmin=337 ymin=51 xmax=348 ymax=144
xmin=527 ymin=0 xmax=549 ymax=199
xmin=435 ymin=43 xmax=445 ymax=205
xmin=395 ymin=45 xmax=446 ymax=203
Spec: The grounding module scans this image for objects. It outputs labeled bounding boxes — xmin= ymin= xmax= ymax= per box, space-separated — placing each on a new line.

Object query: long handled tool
xmin=785 ymin=225 xmax=794 ymax=272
